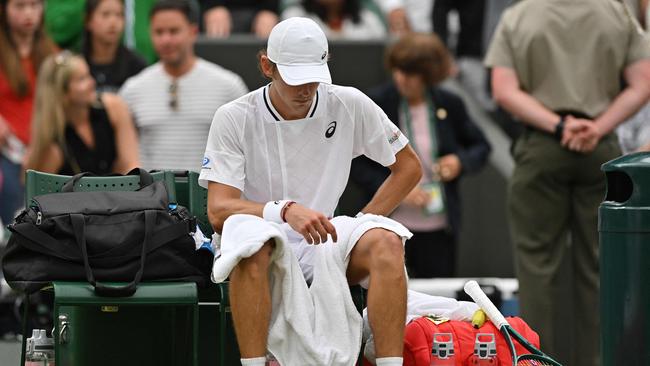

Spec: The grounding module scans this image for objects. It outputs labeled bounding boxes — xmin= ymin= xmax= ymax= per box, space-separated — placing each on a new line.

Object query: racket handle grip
xmin=464 ymin=280 xmax=508 ymax=329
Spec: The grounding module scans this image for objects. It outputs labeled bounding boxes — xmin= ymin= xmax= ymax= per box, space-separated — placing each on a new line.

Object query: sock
xmin=240 ymin=357 xmax=266 ymax=366
xmin=375 ymin=357 xmax=404 ymax=366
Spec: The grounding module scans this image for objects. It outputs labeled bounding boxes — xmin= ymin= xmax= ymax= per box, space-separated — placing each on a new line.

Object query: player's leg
xmin=347 ymin=228 xmax=407 ymax=358
xmin=229 ymin=240 xmax=274 ymax=359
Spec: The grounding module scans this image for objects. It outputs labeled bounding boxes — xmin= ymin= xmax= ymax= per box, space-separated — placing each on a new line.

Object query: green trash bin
xmin=599 ymin=152 xmax=650 ymax=366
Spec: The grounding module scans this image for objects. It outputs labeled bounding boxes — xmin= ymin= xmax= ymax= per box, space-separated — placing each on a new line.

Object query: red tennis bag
xmin=363 ymin=316 xmax=540 ymax=366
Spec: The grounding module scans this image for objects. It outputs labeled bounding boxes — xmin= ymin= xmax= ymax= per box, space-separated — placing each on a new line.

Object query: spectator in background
xmin=0 ymin=0 xmax=55 ymax=224
xmin=374 ymin=0 xmax=434 ymax=35
xmin=617 ymin=106 xmax=650 ymax=154
xmin=43 ymin=0 xmax=85 ymax=50
xmin=618 ymin=0 xmax=650 ymax=154
xmin=201 ymin=0 xmax=279 ymax=38
xmin=432 ymin=0 xmax=493 ymax=112
xmin=486 ymin=0 xmax=650 ymax=364
xmin=120 ymin=0 xmax=247 ymax=172
xmin=24 ymin=51 xmax=139 ymax=175
xmin=351 ymin=33 xmax=491 ymax=278
xmin=82 ymin=0 xmax=147 ymax=94
xmin=282 ymin=0 xmax=386 ymax=40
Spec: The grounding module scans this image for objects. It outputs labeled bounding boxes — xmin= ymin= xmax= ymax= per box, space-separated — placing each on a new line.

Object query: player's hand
xmin=434 ymin=154 xmax=462 ymax=182
xmin=283 ymin=203 xmax=338 ymax=244
xmin=402 ymin=186 xmax=429 ymax=208
xmin=252 ymin=10 xmax=278 ymax=38
xmin=204 ymin=6 xmax=232 ymax=38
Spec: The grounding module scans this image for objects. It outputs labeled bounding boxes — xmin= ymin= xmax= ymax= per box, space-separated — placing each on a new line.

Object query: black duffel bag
xmin=2 ymin=170 xmax=211 ymax=297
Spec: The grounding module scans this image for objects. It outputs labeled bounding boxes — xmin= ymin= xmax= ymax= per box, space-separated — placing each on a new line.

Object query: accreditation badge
xmin=422 ymin=182 xmax=445 ymax=215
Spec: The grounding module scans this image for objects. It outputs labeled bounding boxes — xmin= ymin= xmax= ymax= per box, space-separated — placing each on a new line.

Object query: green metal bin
xmin=599 ymin=152 xmax=650 ymax=365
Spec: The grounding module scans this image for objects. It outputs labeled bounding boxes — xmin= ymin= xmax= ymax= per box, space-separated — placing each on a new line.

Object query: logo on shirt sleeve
xmin=388 ymin=130 xmax=402 ymax=144
xmin=202 ymin=156 xmax=211 ymax=170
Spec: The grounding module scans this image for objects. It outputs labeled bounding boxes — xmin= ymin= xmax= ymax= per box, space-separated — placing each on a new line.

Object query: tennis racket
xmin=463 ymin=280 xmax=563 ymax=366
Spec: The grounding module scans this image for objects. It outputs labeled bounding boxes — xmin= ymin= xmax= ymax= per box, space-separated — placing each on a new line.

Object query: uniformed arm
xmin=207 ymin=182 xmax=338 ymax=244
xmin=359 ymin=144 xmax=422 ymax=216
xmin=593 ymin=59 xmax=650 ymax=137
xmin=563 ymin=59 xmax=650 ymax=153
xmin=491 ymin=66 xmax=562 ymax=133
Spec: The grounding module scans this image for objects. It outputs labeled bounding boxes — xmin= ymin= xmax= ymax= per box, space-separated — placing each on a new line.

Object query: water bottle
xmin=24 ymin=329 xmax=55 ymax=366
xmin=430 ymin=332 xmax=455 ymax=366
xmin=468 ymin=333 xmax=498 ymax=365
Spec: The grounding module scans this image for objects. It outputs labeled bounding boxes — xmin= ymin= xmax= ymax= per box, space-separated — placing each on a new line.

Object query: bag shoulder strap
xmin=10 ymin=223 xmax=81 ymax=261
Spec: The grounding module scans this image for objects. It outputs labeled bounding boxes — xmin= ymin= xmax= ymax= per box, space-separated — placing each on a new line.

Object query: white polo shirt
xmin=199 ymin=83 xmax=409 ymax=217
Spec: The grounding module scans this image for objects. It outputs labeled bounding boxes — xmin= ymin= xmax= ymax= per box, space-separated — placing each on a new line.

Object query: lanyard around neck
xmin=401 ymin=93 xmax=440 ymax=179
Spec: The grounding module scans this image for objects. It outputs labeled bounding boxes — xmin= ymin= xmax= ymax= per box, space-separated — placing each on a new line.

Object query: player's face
xmin=392 ymin=69 xmax=426 ymax=102
xmin=150 ymin=10 xmax=198 ymax=67
xmin=270 ymin=69 xmax=319 ymax=119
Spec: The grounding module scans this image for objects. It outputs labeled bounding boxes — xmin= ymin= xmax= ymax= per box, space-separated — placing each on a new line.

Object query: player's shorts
xmin=280 ymin=214 xmax=412 ymax=285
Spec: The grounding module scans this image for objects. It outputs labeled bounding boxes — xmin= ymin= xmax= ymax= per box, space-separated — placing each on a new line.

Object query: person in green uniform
xmin=485 ymin=0 xmax=650 ymax=365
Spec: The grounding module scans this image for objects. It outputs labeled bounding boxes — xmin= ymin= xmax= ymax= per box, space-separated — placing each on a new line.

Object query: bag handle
xmin=61 ymin=172 xmax=97 ymax=192
xmin=70 ymin=211 xmax=155 ymax=297
xmin=61 ymin=168 xmax=153 ymax=193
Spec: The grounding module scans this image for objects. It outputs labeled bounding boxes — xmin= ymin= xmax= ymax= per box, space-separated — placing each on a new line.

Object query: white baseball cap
xmin=267 ymin=17 xmax=332 ymax=86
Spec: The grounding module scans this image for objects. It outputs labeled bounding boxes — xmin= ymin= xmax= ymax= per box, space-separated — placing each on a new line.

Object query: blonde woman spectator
xmin=25 ymin=52 xmax=139 ymax=175
xmin=282 ymin=0 xmax=386 ymax=40
xmin=0 ymin=0 xmax=55 ymax=223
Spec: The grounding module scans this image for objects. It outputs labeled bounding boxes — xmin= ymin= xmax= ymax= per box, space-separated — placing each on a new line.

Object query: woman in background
xmin=25 ymin=51 xmax=139 ymax=175
xmin=82 ymin=0 xmax=146 ymax=94
xmin=0 ymin=0 xmax=55 ymax=223
xmin=282 ymin=0 xmax=386 ymax=40
xmin=352 ymin=33 xmax=491 ymax=278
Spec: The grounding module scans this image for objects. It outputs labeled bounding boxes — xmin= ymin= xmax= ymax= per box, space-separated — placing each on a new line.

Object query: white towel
xmin=213 ymin=214 xmax=409 ymax=366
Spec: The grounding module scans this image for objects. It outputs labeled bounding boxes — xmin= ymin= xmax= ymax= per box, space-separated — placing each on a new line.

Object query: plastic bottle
xmin=24 ymin=329 xmax=55 ymax=366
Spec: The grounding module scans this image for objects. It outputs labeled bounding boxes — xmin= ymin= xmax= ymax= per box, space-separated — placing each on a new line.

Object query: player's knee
xmin=368 ymin=231 xmax=404 ymax=270
xmin=231 ymin=241 xmax=273 ymax=281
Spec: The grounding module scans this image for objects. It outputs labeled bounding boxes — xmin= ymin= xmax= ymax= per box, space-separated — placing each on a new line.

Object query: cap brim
xmin=277 ymin=63 xmax=332 ymax=86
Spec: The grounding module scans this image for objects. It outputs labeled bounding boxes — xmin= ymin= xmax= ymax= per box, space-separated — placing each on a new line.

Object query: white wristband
xmin=263 ymin=200 xmax=291 ymax=223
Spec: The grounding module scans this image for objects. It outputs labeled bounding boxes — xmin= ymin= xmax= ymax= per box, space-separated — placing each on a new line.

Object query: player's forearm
xmin=207 ymin=197 xmax=264 ymax=234
xmin=361 ymin=146 xmax=422 ymax=216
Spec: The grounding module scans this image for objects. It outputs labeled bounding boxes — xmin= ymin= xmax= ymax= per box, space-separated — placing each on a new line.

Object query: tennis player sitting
xmin=199 ymin=17 xmax=422 ymax=366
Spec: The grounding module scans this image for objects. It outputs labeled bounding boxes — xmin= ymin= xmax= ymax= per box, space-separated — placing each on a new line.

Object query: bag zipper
xmin=30 ymin=199 xmax=44 ymax=225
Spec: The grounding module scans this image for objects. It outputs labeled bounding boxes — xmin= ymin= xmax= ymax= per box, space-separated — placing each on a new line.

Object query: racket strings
xmin=517 ymin=359 xmax=555 ymax=366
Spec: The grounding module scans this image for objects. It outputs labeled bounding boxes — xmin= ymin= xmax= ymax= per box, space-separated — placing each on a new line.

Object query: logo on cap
xmin=321 ymin=51 xmax=327 ymax=61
